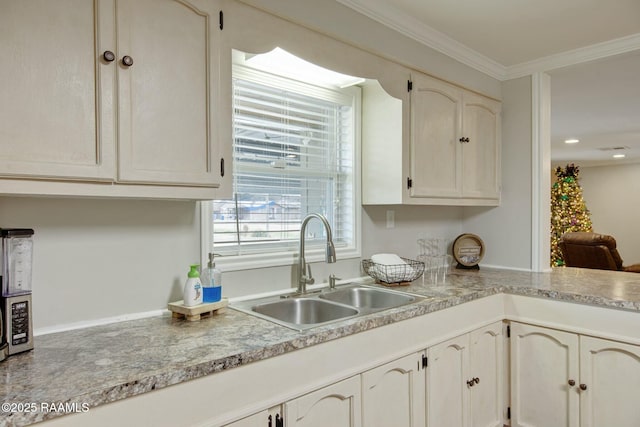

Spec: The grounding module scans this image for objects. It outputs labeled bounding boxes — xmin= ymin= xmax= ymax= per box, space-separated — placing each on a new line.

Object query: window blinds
xmin=213 ymin=71 xmax=356 ymax=256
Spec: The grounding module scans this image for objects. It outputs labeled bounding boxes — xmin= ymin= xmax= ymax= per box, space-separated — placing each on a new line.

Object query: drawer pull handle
xmin=122 ymin=55 xmax=134 ymax=67
xmin=103 ymin=51 xmax=115 ymax=62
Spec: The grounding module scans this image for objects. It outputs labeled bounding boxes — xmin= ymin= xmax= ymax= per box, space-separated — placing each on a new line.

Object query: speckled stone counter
xmin=2 ymin=267 xmax=640 ymax=426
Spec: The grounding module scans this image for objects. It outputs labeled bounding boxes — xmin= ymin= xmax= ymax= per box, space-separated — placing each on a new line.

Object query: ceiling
xmin=550 ymin=50 xmax=640 ymax=166
xmin=336 ymin=0 xmax=640 ymax=166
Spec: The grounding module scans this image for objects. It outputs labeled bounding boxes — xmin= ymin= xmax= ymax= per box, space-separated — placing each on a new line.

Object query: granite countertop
xmin=3 ymin=267 xmax=640 ymax=426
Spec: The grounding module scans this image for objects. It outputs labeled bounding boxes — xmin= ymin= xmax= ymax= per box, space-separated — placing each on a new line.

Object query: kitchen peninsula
xmin=2 ymin=267 xmax=639 ymax=427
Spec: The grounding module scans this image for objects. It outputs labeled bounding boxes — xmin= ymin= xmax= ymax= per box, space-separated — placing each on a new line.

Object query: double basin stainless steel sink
xmin=231 ymin=284 xmax=425 ymax=330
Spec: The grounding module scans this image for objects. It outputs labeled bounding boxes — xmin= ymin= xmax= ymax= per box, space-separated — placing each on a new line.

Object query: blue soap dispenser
xmin=183 ymin=264 xmax=203 ymax=307
xmin=202 ymin=253 xmax=222 ymax=303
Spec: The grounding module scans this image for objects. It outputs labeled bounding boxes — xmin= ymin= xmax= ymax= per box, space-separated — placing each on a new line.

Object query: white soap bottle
xmin=183 ymin=264 xmax=203 ymax=307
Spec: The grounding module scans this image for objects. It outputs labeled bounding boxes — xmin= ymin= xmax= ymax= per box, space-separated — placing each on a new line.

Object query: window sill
xmin=211 ymin=247 xmax=361 ymax=272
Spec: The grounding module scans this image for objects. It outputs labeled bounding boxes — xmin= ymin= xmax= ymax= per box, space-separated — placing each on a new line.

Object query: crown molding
xmin=505 ymin=33 xmax=640 ymax=79
xmin=335 ymin=0 xmax=506 ymax=80
xmin=336 ymin=0 xmax=640 ymax=82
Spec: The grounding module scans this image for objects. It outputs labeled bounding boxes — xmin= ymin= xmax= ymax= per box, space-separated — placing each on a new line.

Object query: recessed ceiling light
xmin=613 ymin=154 xmax=626 ymax=159
xmin=564 ymin=139 xmax=580 ymax=144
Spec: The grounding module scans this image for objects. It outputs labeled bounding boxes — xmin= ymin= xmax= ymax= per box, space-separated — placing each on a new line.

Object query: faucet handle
xmin=329 ymin=274 xmax=341 ymax=289
xmin=306 ymin=264 xmax=315 ymax=285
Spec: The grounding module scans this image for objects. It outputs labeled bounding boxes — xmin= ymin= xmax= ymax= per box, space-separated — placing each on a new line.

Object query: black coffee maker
xmin=1 ymin=228 xmax=35 ymax=360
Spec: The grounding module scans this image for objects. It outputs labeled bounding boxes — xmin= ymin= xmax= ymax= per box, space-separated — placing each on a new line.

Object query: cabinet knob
xmin=474 ymin=377 xmax=479 ymax=384
xmin=103 ymin=51 xmax=116 ymax=62
xmin=568 ymin=379 xmax=576 ymax=386
xmin=467 ymin=379 xmax=475 ymax=387
xmin=122 ymin=55 xmax=134 ymax=67
xmin=579 ymin=383 xmax=588 ymax=391
xmin=458 ymin=137 xmax=470 ymax=143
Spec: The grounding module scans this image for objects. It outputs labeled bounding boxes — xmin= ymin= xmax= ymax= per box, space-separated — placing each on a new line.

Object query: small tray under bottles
xmin=168 ymin=298 xmax=228 ymax=322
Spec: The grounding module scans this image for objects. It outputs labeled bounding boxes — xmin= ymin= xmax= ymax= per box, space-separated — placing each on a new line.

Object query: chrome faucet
xmin=297 ymin=213 xmax=336 ymax=294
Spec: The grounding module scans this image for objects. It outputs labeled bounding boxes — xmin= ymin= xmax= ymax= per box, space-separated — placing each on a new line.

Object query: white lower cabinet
xmin=225 ymin=376 xmax=361 ymax=427
xmin=580 ymin=336 xmax=640 ymax=427
xmin=361 ymin=351 xmax=426 ymax=427
xmin=224 ymin=353 xmax=427 ymax=427
xmin=510 ymin=322 xmax=640 ymax=427
xmin=226 ymin=324 xmax=503 ymax=427
xmin=469 ymin=324 xmax=506 ymax=427
xmin=426 ymin=321 xmax=505 ymax=427
xmin=285 ymin=375 xmax=361 ymax=427
xmin=510 ymin=322 xmax=579 ymax=427
xmin=224 ymin=406 xmax=283 ymax=427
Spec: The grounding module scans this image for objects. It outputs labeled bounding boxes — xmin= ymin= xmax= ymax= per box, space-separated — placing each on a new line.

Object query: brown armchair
xmin=559 ymin=232 xmax=640 ymax=272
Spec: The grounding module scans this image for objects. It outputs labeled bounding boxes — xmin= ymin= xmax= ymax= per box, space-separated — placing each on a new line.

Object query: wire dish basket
xmin=362 ymin=258 xmax=425 ymax=286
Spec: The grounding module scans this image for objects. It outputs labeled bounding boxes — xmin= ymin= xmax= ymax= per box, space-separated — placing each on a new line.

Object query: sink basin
xmin=320 ymin=286 xmax=415 ymax=309
xmin=251 ymin=298 xmax=359 ymax=327
xmin=231 ymin=284 xmax=425 ymax=331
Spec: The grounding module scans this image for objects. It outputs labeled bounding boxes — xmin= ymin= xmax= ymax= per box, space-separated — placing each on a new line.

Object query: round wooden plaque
xmin=452 ymin=233 xmax=485 ymax=267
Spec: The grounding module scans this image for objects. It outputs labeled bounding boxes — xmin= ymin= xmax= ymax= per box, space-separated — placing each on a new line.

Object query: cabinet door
xmin=580 ymin=336 xmax=640 ymax=427
xmin=461 ymin=92 xmax=501 ymax=200
xmin=116 ymin=0 xmax=220 ymax=187
xmin=410 ymin=73 xmax=462 ymax=198
xmin=223 ymin=406 xmax=283 ymax=427
xmin=469 ymin=322 xmax=505 ymax=427
xmin=0 ymin=0 xmax=115 ymax=181
xmin=285 ymin=375 xmax=361 ymax=427
xmin=427 ymin=334 xmax=469 ymax=427
xmin=510 ymin=323 xmax=579 ymax=427
xmin=362 ymin=352 xmax=426 ymax=427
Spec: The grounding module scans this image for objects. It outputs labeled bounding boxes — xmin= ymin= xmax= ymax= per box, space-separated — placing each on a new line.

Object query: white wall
xmin=3 ymin=0 xmax=517 ymax=332
xmin=362 ymin=205 xmax=464 ymax=257
xmin=579 ymin=163 xmax=640 ymax=264
xmin=234 ymin=0 xmax=501 ymax=99
xmin=0 ymin=197 xmax=200 ymax=331
xmin=462 ymin=76 xmax=533 ymax=270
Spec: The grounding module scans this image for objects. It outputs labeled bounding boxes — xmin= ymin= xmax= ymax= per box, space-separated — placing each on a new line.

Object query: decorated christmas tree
xmin=550 ymin=164 xmax=593 ymax=267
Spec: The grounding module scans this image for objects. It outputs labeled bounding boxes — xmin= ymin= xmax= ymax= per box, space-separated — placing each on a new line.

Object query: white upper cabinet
xmin=460 ymin=91 xmax=501 ymax=201
xmin=410 ymin=72 xmax=501 ymax=205
xmin=361 ymin=72 xmax=501 ymax=206
xmin=0 ymin=0 xmax=115 ymax=181
xmin=116 ymin=0 xmax=220 ymax=187
xmin=410 ymin=74 xmax=462 ymax=199
xmin=0 ymin=0 xmax=225 ymax=199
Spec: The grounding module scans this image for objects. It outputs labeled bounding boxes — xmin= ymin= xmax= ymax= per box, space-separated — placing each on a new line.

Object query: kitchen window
xmin=202 ymin=57 xmax=361 ymax=271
